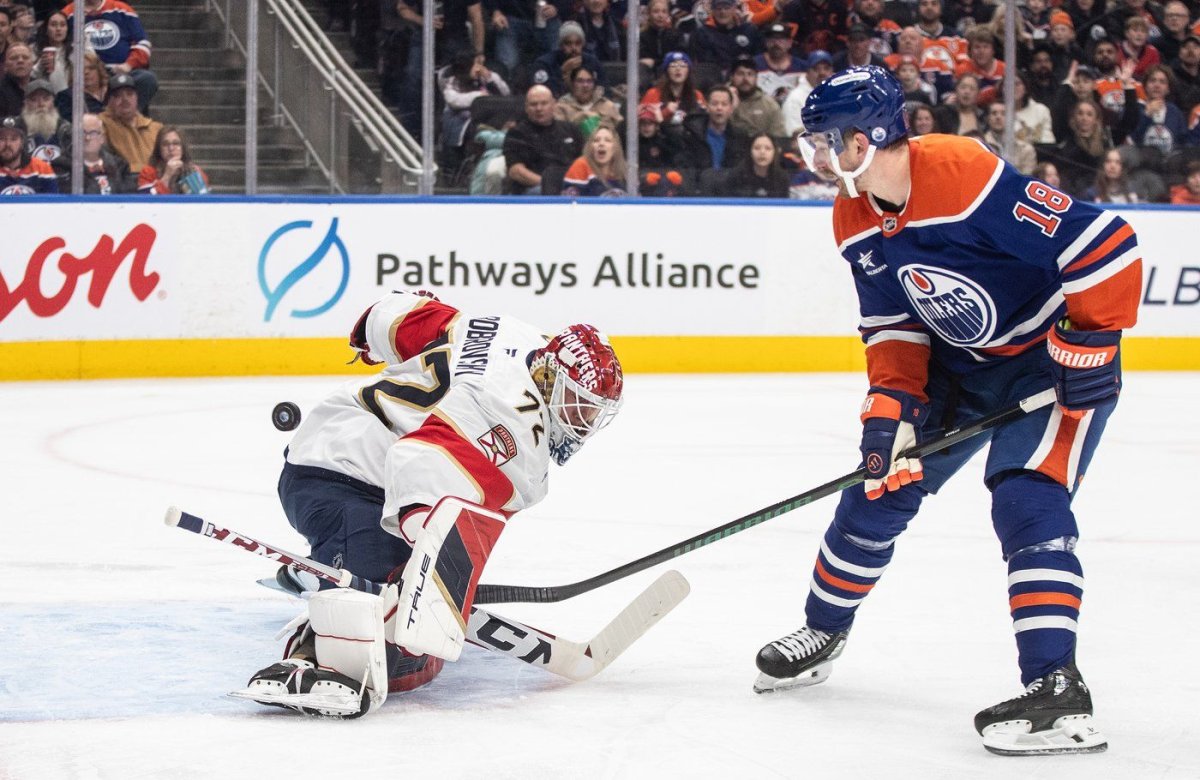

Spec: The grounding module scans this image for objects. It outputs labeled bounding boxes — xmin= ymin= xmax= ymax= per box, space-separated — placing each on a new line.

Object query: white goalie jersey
xmin=285 ymin=291 xmax=554 ymax=524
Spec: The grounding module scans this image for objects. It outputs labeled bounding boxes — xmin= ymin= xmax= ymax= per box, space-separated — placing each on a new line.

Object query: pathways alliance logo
xmin=258 ymin=217 xmax=350 ymax=322
xmin=897 ymin=264 xmax=997 ymax=347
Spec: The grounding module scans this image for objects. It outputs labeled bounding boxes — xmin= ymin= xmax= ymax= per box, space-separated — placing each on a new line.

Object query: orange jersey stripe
xmin=1032 ymin=412 xmax=1082 ymax=486
xmin=815 ymin=558 xmax=875 ymax=594
xmin=1009 ymin=592 xmax=1083 ymax=611
xmin=1063 ymin=223 xmax=1135 ymax=276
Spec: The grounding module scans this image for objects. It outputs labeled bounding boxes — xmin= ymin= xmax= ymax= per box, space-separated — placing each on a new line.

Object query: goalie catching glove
xmin=859 ymin=388 xmax=927 ymax=500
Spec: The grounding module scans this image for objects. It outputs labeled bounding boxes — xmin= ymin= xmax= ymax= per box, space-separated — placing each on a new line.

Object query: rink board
xmin=1 ymin=197 xmax=1196 ymax=379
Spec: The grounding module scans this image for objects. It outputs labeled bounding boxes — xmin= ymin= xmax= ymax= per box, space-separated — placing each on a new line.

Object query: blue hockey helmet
xmin=797 ymin=65 xmax=908 ymax=197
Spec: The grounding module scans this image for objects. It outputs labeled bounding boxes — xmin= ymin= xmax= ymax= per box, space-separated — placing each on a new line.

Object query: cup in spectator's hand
xmin=41 ymin=47 xmax=57 ymax=72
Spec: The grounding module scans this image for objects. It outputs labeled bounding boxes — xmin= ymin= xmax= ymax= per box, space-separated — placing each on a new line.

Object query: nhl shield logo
xmin=477 ymin=424 xmax=518 ymax=466
xmin=882 ymin=216 xmax=898 ymax=231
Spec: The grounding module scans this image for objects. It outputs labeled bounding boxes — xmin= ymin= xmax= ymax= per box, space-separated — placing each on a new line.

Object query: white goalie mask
xmin=532 ymin=324 xmax=624 ymax=465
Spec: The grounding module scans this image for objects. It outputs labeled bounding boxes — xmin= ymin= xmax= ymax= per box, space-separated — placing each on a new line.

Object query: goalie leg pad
xmin=394 ymin=497 xmax=507 ymax=661
xmin=309 ymin=586 xmax=395 ymax=715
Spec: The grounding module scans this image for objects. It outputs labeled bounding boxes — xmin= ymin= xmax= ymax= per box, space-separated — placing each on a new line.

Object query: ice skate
xmin=974 ymin=663 xmax=1107 ymax=755
xmin=229 ymin=659 xmax=370 ymax=719
xmin=753 ymin=627 xmax=848 ymax=693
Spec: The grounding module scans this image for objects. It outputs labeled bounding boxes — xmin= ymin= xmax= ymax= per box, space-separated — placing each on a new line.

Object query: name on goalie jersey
xmin=898 ymin=264 xmax=998 ymax=346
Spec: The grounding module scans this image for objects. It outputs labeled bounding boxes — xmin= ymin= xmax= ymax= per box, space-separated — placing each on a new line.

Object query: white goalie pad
xmin=308 ymin=586 xmax=396 ymax=715
xmin=393 ymin=497 xmax=507 ymax=662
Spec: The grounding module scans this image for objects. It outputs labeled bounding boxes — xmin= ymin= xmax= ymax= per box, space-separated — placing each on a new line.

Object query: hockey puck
xmin=271 ymin=401 xmax=302 ymax=432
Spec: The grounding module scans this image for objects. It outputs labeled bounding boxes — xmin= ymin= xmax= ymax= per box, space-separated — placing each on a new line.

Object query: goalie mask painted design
xmin=532 ymin=324 xmax=624 ymax=465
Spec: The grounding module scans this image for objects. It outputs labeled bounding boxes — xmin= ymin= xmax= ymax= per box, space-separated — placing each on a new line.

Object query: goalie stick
xmin=164 ymin=506 xmax=689 ymax=682
xmin=475 ymin=388 xmax=1058 ymax=604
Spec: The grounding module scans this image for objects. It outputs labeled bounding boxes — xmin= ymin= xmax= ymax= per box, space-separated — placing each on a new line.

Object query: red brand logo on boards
xmin=0 ymin=224 xmax=160 ymax=323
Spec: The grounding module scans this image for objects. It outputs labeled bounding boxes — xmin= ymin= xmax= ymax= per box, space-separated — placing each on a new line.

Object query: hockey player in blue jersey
xmin=754 ymin=66 xmax=1142 ymax=755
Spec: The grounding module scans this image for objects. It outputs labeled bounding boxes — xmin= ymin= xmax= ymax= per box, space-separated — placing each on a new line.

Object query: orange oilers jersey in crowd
xmin=1094 ymin=77 xmax=1147 ymax=117
xmin=919 ymin=31 xmax=968 ymax=73
xmin=285 ymin=291 xmax=554 ymax=528
xmin=832 ymin=134 xmax=1141 ymax=400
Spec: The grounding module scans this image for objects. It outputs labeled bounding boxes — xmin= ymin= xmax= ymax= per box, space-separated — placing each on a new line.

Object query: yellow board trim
xmin=0 ymin=336 xmax=1197 ymax=381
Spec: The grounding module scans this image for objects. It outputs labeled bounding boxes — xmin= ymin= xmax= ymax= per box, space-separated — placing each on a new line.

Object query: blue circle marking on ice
xmin=258 ymin=218 xmax=350 ymax=322
xmin=897 ymin=264 xmax=997 ymax=346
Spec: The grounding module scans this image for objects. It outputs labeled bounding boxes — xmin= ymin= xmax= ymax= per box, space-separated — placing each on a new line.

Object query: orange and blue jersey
xmin=562 ymin=158 xmax=622 ymax=197
xmin=833 ymin=133 xmax=1141 ymax=400
xmin=1 ymin=158 xmax=59 ymax=195
xmin=64 ymin=0 xmax=151 ymax=70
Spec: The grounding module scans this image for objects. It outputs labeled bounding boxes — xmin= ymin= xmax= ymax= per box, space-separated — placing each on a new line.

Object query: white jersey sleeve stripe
xmin=859 ymin=313 xmax=914 ymax=328
xmin=1060 ymin=247 xmax=1140 ymax=295
xmin=983 ymin=291 xmax=1064 ymax=347
xmin=865 ymin=330 xmax=931 ymax=347
xmin=1055 ymin=210 xmax=1119 ymax=271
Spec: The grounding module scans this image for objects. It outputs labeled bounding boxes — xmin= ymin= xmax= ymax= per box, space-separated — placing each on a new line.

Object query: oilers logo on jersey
xmin=898 ymin=265 xmax=997 ymax=347
xmin=85 ymin=19 xmax=121 ymax=50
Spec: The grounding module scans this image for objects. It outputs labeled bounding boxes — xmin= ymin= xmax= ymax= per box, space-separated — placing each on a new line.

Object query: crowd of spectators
xmin=338 ymin=0 xmax=1200 ymax=200
xmin=1 ymin=0 xmax=208 ymax=195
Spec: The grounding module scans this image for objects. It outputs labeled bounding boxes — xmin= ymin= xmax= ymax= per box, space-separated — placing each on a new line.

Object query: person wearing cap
xmin=729 ymin=55 xmax=785 ymax=137
xmin=1 ymin=42 xmax=35 ymax=118
xmin=634 ymin=101 xmax=682 ymax=173
xmin=754 ymin=22 xmax=806 ymax=106
xmin=63 ymin=0 xmax=157 ymax=113
xmin=690 ymin=0 xmax=763 ymax=71
xmin=640 ymin=51 xmax=707 ymax=125
xmin=100 ymin=71 xmax=161 ymax=171
xmin=639 ymin=0 xmax=684 ymax=70
xmin=1170 ymin=33 xmax=1200 ymax=112
xmin=781 ymin=49 xmax=833 ymax=136
xmin=1156 ymin=1 xmax=1192 ymax=65
xmin=490 ymin=0 xmax=567 ymax=73
xmin=0 ymin=115 xmax=58 ymax=194
xmin=529 ymin=20 xmax=605 ymax=97
xmin=19 ymin=78 xmax=71 ymax=186
xmin=1045 ymin=12 xmax=1084 ymax=78
xmin=778 ymin=0 xmax=848 ymax=57
xmin=833 ymin=22 xmax=887 ymax=69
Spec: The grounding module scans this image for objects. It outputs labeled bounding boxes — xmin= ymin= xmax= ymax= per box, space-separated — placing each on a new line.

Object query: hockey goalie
xmin=232 ymin=290 xmax=624 ymax=718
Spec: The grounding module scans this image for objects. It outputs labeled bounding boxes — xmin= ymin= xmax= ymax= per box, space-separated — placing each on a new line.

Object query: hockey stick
xmin=164 ymin=506 xmax=689 ymax=682
xmin=476 ymin=388 xmax=1058 ymax=604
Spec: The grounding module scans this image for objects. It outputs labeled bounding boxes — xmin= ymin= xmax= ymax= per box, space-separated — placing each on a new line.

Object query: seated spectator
xmin=491 ymin=0 xmax=564 ymax=76
xmin=562 ymin=124 xmax=626 ymax=196
xmin=1170 ymin=159 xmax=1200 ymax=204
xmin=639 ymin=0 xmax=683 ymax=70
xmin=894 ymin=54 xmax=937 ymax=110
xmin=1055 ymin=98 xmax=1111 ymax=196
xmin=76 ymin=112 xmax=136 ymax=194
xmin=19 ymin=79 xmax=70 ymax=184
xmin=441 ymin=52 xmax=510 ymax=164
xmin=1157 ymin=1 xmax=1192 ymax=65
xmin=1085 ymin=147 xmax=1140 ymax=202
xmin=780 ymin=0 xmax=849 ymax=56
xmin=719 ymin=131 xmax=789 ymax=197
xmin=640 ymin=51 xmax=707 ymax=126
xmin=1018 ymin=0 xmax=1051 ymax=45
xmin=729 ymin=55 xmax=785 ymax=139
xmin=577 ymin=0 xmax=623 ymax=63
xmin=981 ymin=101 xmax=1036 ymax=173
xmin=55 ymin=51 xmax=109 ymax=118
xmin=850 ymin=0 xmax=902 ymax=57
xmin=946 ymin=0 xmax=995 ymax=36
xmin=470 ymin=122 xmax=515 ymax=194
xmin=1133 ymin=64 xmax=1188 ymax=153
xmin=755 ymin=23 xmax=806 ymax=106
xmin=955 ymin=25 xmax=1005 ymax=96
xmin=1089 ymin=41 xmax=1144 ymax=144
xmin=782 ymin=50 xmax=834 ymax=135
xmin=914 ymin=0 xmax=967 ymax=77
xmin=1 ymin=42 xmax=35 ymax=117
xmin=833 ymin=23 xmax=887 ymax=70
xmin=676 ymin=85 xmax=749 ymax=169
xmin=908 ymin=103 xmax=944 ymax=133
xmin=8 ymin=5 xmax=35 ymax=45
xmin=635 ymin=102 xmax=682 ymax=167
xmin=1033 ymin=160 xmax=1062 ymax=187
xmin=137 ymin=125 xmax=209 ymax=194
xmin=32 ymin=12 xmax=71 ymax=94
xmin=1173 ymin=34 xmax=1200 ymax=115
xmin=1009 ymin=72 xmax=1055 ymax=144
xmin=555 ymin=64 xmax=621 ymax=138
xmin=1050 ymin=60 xmax=1097 ymax=142
xmin=1045 ymin=13 xmax=1084 ymax=80
xmin=529 ymin=21 xmax=604 ymax=98
xmin=690 ymin=0 xmax=763 ymax=72
xmin=935 ymin=72 xmax=984 ymax=135
xmin=0 ymin=115 xmax=57 ymax=194
xmin=64 ymin=0 xmax=158 ymax=112
xmin=502 ymin=84 xmax=583 ymax=193
xmin=1067 ymin=0 xmax=1120 ymax=48
xmin=1120 ymin=15 xmax=1161 ymax=81
xmin=100 ymin=72 xmax=161 ymax=171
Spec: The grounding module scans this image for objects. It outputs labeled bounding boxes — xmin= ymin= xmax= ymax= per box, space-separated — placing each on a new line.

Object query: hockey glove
xmin=1047 ymin=320 xmax=1122 ymax=415
xmin=860 ymin=388 xmax=927 ymax=500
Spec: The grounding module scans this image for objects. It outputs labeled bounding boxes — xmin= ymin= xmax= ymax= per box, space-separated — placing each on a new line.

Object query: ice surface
xmin=1 ymin=374 xmax=1197 ymax=779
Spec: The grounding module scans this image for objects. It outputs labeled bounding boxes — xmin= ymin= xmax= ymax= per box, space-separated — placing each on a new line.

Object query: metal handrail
xmin=207 ymin=0 xmax=424 ymax=191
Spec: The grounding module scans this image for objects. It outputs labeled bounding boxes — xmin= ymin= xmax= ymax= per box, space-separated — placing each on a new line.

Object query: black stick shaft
xmin=475 ymin=389 xmax=1055 ymax=604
